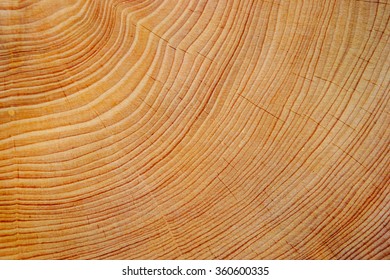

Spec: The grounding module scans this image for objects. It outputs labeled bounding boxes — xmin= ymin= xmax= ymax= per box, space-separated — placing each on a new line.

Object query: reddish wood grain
xmin=0 ymin=0 xmax=389 ymax=259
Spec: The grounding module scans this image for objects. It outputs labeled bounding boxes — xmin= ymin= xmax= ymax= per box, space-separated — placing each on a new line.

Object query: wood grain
xmin=0 ymin=0 xmax=389 ymax=259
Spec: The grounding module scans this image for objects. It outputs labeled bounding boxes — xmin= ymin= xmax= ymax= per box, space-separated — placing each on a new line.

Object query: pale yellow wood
xmin=0 ymin=0 xmax=389 ymax=259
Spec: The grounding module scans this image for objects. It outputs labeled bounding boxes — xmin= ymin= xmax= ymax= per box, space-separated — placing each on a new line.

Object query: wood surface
xmin=0 ymin=0 xmax=389 ymax=259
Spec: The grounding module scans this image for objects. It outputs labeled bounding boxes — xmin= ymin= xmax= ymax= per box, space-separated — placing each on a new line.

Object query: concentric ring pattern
xmin=0 ymin=0 xmax=389 ymax=259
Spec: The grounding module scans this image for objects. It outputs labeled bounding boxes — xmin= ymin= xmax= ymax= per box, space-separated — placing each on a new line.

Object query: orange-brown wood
xmin=0 ymin=0 xmax=389 ymax=259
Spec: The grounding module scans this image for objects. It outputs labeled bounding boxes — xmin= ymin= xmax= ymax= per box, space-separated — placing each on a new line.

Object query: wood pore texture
xmin=0 ymin=0 xmax=389 ymax=260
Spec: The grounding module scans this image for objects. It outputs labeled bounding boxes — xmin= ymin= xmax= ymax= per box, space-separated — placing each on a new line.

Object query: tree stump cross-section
xmin=0 ymin=0 xmax=389 ymax=259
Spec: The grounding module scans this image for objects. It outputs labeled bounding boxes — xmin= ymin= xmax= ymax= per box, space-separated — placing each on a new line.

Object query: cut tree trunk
xmin=0 ymin=0 xmax=389 ymax=259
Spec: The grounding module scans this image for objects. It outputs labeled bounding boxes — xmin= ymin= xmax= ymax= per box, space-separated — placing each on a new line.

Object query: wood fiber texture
xmin=0 ymin=0 xmax=389 ymax=259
